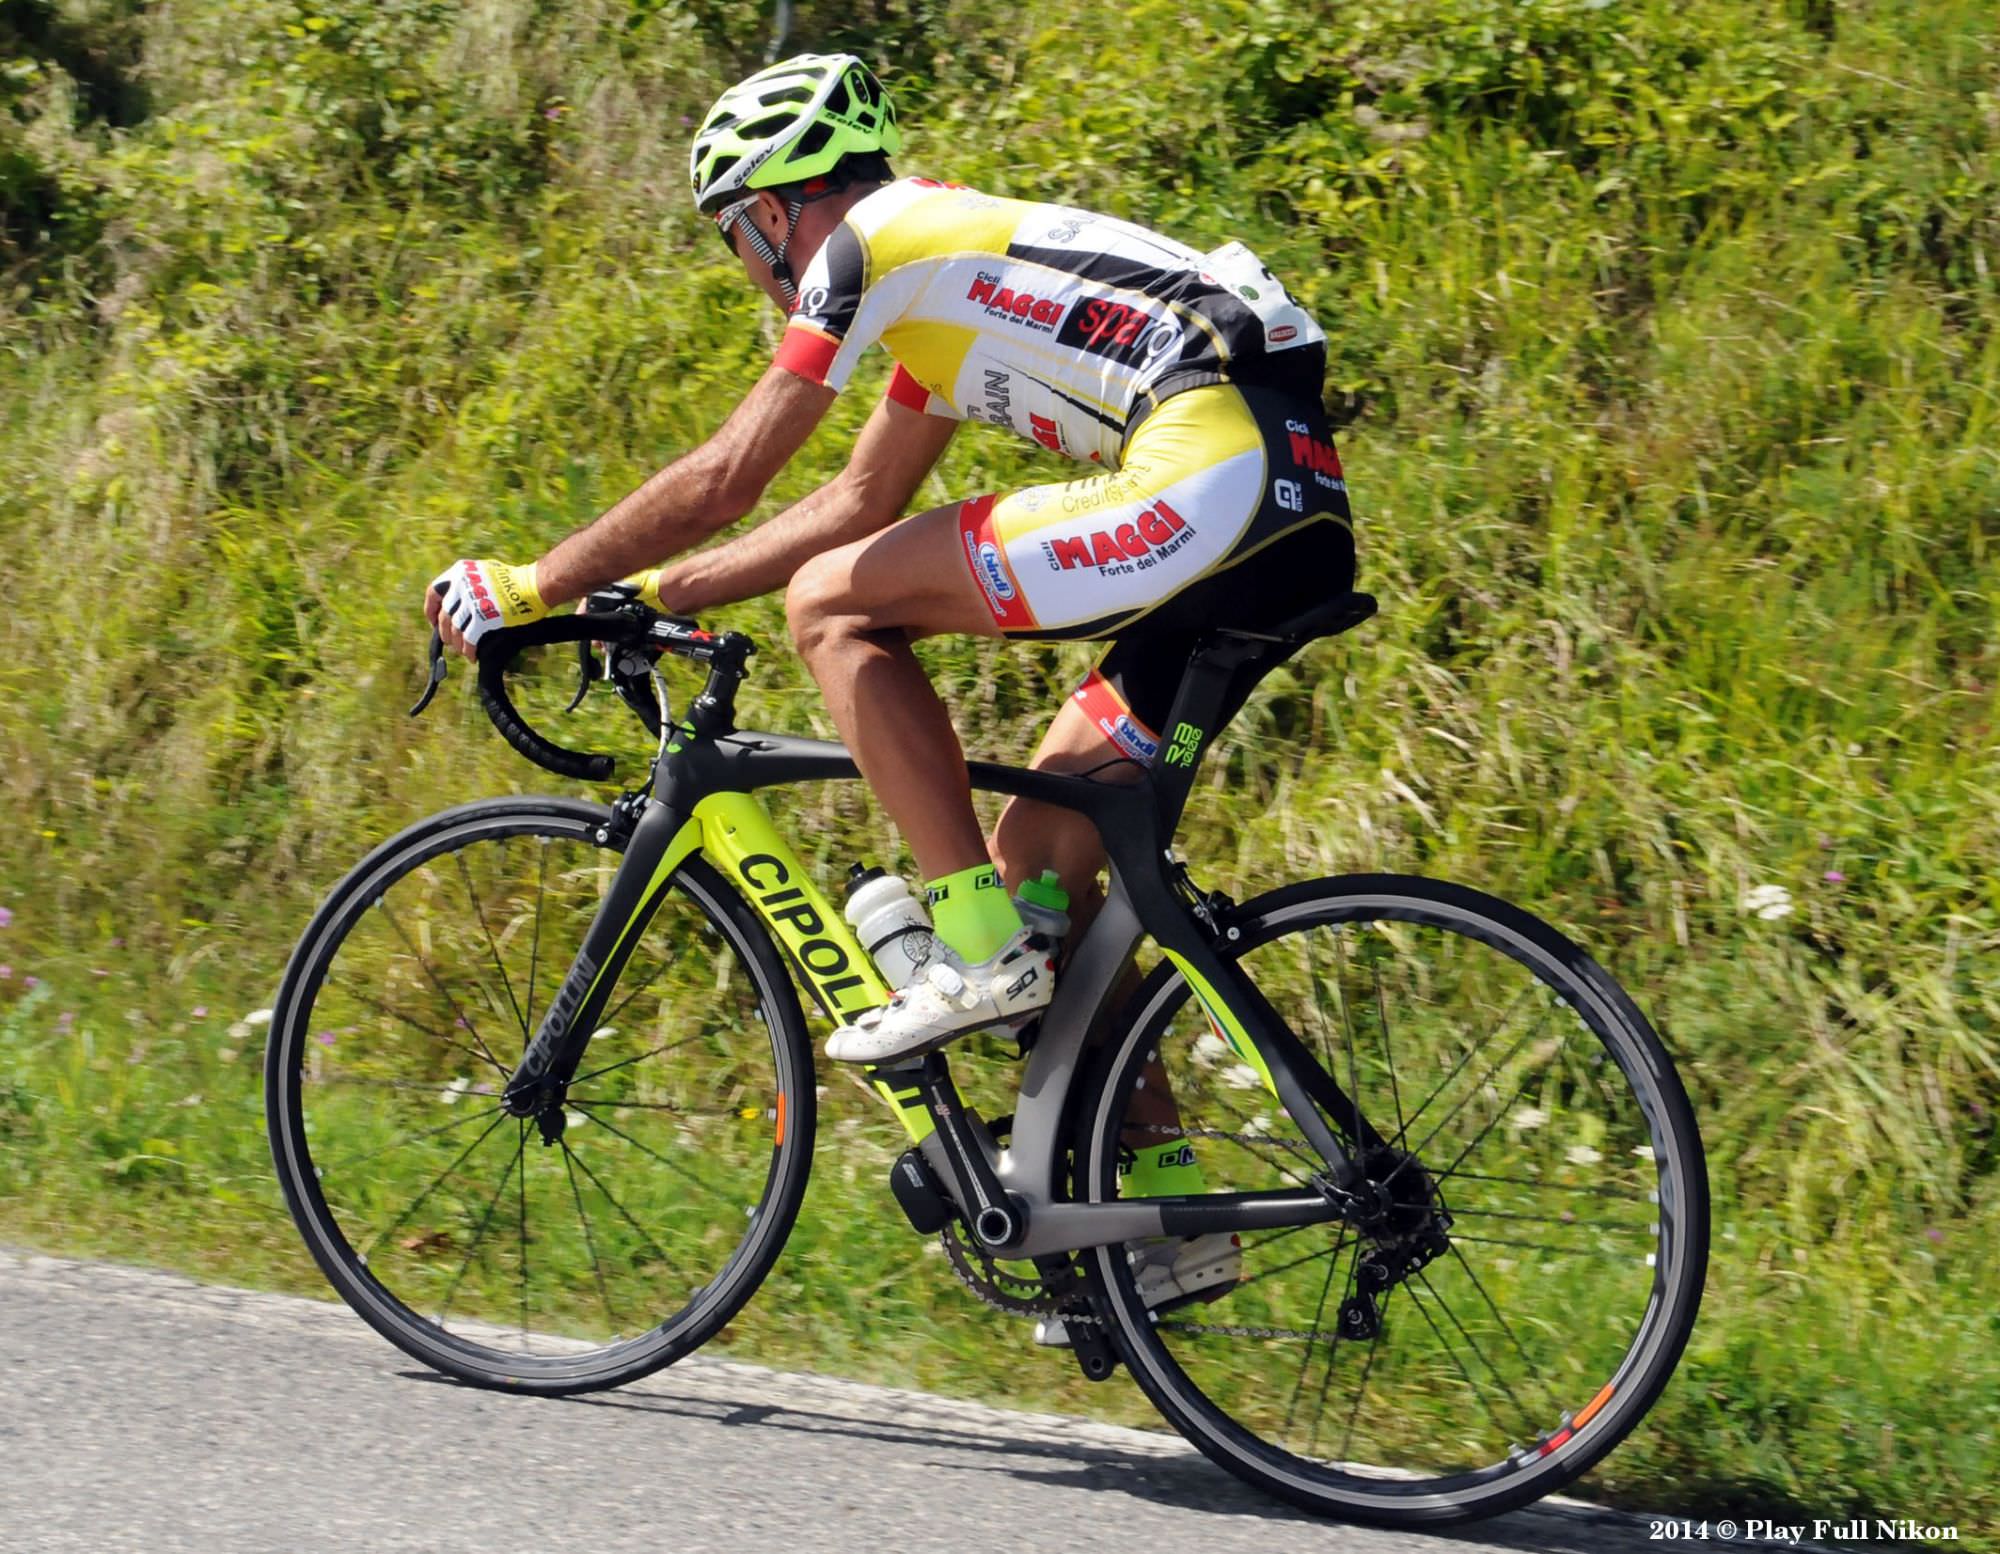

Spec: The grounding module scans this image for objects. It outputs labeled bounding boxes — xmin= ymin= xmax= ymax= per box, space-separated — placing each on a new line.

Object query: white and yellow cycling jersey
xmin=773 ymin=178 xmax=1328 ymax=467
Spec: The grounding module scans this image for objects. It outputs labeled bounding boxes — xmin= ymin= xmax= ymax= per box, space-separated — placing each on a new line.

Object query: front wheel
xmin=1077 ymin=874 xmax=1708 ymax=1526
xmin=265 ymin=797 xmax=817 ymax=1394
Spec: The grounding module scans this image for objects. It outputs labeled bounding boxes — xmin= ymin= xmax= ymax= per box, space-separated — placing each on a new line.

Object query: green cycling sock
xmin=926 ymin=863 xmax=1022 ymax=963
xmin=1124 ymin=1139 xmax=1209 ymax=1197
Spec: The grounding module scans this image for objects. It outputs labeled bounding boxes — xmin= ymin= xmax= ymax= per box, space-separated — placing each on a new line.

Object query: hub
xmin=1335 ymin=1144 xmax=1454 ymax=1340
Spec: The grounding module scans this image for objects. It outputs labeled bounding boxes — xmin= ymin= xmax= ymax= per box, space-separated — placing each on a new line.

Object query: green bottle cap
xmin=1018 ymin=869 xmax=1069 ymax=912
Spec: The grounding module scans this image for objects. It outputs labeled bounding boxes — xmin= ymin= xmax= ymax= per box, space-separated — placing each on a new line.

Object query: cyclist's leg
xmin=784 ymin=508 xmax=1005 ymax=882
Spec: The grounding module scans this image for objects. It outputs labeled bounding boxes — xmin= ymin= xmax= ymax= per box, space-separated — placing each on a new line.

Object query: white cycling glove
xmin=431 ymin=558 xmax=548 ymax=651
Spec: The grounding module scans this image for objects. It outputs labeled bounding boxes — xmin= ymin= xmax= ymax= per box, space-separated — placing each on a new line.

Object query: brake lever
xmin=564 ymin=637 xmax=601 ymax=714
xmin=409 ymin=627 xmax=448 ymax=716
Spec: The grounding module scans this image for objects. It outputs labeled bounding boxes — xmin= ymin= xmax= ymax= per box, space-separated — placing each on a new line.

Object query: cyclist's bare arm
xmin=656 ymin=393 xmax=958 ymax=614
xmin=530 ymin=365 xmax=838 ymax=606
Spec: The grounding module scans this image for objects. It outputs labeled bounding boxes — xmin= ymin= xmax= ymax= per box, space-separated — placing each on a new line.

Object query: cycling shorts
xmin=956 ymin=381 xmax=1355 ymax=766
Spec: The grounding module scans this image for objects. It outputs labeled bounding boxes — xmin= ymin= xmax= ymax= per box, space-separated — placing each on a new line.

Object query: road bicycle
xmin=264 ymin=586 xmax=1708 ymax=1528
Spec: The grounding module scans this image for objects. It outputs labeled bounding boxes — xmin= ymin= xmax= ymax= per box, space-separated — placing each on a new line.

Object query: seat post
xmin=1147 ymin=634 xmax=1268 ymax=836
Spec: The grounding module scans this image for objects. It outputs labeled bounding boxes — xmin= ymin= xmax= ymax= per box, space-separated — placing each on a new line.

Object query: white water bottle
xmin=843 ymin=865 xmax=937 ymax=988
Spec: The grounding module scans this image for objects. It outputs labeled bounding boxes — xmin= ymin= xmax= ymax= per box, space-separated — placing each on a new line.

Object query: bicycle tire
xmin=1076 ymin=873 xmax=1708 ymax=1526
xmin=265 ymin=796 xmax=816 ymax=1395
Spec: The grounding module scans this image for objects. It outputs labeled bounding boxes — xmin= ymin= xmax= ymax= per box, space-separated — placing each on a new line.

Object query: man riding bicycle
xmin=427 ymin=53 xmax=1352 ymax=1102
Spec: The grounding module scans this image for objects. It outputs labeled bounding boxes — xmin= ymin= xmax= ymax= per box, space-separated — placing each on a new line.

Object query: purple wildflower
xmin=0 ymin=965 xmax=11 ymax=979
xmin=109 ymin=936 xmax=124 ymax=948
xmin=1925 ymin=1228 xmax=1945 ymax=1245
xmin=58 ymin=1011 xmax=74 ymax=1030
xmin=317 ymin=1031 xmax=336 ymax=1047
xmin=1824 ymin=870 xmax=1846 ymax=884
xmin=0 ymin=905 xmax=12 ymax=928
xmin=23 ymin=976 xmax=37 ymax=989
xmin=192 ymin=1005 xmax=208 ymax=1018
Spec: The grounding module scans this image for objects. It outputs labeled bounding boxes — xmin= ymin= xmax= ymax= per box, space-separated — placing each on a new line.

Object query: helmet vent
xmin=792 ymin=119 xmax=835 ymax=159
xmin=824 ymin=78 xmax=852 ymax=116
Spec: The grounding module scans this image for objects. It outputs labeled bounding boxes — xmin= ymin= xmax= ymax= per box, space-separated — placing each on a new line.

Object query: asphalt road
xmin=0 ymin=1248 xmax=1853 ymax=1554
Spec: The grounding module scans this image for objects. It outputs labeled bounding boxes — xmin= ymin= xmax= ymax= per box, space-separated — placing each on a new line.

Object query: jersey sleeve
xmin=885 ymin=362 xmax=957 ymax=418
xmin=772 ymin=220 xmax=870 ymax=390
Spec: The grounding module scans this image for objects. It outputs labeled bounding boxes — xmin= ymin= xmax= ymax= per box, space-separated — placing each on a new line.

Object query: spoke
xmin=1444 ymin=1204 xmax=1654 ymax=1235
xmin=1233 ymin=1239 xmax=1345 ymax=1294
xmin=1419 ymin=1059 xmax=1566 ymax=1197
xmin=599 ymin=945 xmax=686 ymax=1031
xmin=375 ymin=900 xmax=511 ymax=1076
xmin=1385 ymin=980 xmax=1539 ymax=1154
xmin=1336 ymin=1272 xmax=1391 ymax=1464
xmin=525 ymin=838 xmax=549 ymax=1036
xmin=1441 ymin=1169 xmax=1633 ymax=1199
xmin=562 ymin=1097 xmax=761 ymax=1119
xmin=1385 ymin=1002 xmax=1556 ymax=1192
xmin=1371 ymin=954 xmax=1407 ymax=1139
xmin=517 ymin=1116 xmax=530 ymax=1347
xmin=567 ymin=1101 xmax=732 ymax=1201
xmin=1303 ymin=927 xmax=1342 ymax=1107
xmin=456 ymin=849 xmax=528 ymax=1039
xmin=323 ymin=1101 xmax=507 ymax=1179
xmin=570 ymin=1031 xmax=705 ymax=1089
xmin=327 ymin=980 xmax=508 ymax=1078
xmin=1306 ymin=1234 xmax=1365 ymax=1457
xmin=563 ymin=1143 xmax=623 ymax=1337
xmin=436 ymin=1122 xmax=529 ymax=1327
xmin=1237 ymin=1222 xmax=1319 ymax=1256
xmin=1336 ymin=934 xmax=1363 ymax=1153
xmin=1446 ymin=1240 xmax=1567 ymax=1410
xmin=1408 ymin=1267 xmax=1537 ymax=1444
xmin=1452 ymin=1232 xmax=1639 ymax=1262
xmin=311 ymin=1073 xmax=500 ymax=1097
xmin=1284 ymin=1223 xmax=1352 ymax=1437
xmin=561 ymin=1139 xmax=675 ymax=1268
xmin=352 ymin=1110 xmax=511 ymax=1264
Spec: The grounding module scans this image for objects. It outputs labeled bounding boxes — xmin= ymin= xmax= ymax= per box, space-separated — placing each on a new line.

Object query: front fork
xmin=501 ymin=793 xmax=696 ymax=1127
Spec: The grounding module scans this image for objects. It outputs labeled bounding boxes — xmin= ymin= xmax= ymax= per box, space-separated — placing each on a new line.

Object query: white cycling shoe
xmin=1033 ymin=1232 xmax=1243 ymax=1347
xmin=825 ymin=927 xmax=1055 ymax=1066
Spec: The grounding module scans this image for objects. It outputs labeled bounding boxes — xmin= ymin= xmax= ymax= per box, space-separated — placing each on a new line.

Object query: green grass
xmin=3 ymin=0 xmax=1998 ymax=1541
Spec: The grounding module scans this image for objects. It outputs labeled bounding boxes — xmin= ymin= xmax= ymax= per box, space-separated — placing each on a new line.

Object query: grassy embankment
xmin=2 ymin=0 xmax=1996 ymax=1536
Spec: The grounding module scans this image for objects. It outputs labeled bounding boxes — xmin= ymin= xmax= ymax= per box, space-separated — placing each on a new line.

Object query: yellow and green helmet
xmin=689 ymin=53 xmax=901 ymax=218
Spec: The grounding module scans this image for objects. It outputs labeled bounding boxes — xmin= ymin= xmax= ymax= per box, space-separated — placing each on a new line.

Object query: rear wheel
xmin=265 ymin=797 xmax=816 ymax=1394
xmin=1078 ymin=874 xmax=1707 ymax=1526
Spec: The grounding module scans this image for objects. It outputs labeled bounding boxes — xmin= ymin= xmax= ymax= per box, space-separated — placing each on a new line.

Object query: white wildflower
xmin=243 ymin=1008 xmax=274 ymax=1027
xmin=1511 ymin=1106 xmax=1549 ymax=1130
xmin=1566 ymin=1144 xmax=1603 ymax=1167
xmin=439 ymin=1075 xmax=471 ymax=1104
xmin=1222 ymin=1063 xmax=1264 ymax=1091
xmin=1192 ymin=1033 xmax=1230 ymax=1066
xmin=1742 ymin=885 xmax=1794 ymax=921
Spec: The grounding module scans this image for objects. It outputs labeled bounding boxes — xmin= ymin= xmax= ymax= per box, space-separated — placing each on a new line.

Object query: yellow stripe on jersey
xmin=861 ymin=192 xmax=1025 ymax=278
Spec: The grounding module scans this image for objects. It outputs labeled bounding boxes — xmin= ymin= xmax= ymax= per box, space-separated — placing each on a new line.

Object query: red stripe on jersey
xmin=774 ymin=325 xmax=839 ymax=385
xmin=886 ymin=363 xmax=934 ymax=412
xmin=1071 ymin=669 xmax=1163 ymax=767
xmin=958 ymin=495 xmax=1036 ymax=632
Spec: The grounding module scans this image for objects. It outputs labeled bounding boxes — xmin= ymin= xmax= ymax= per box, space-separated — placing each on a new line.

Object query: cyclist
xmin=426 ymin=53 xmax=1354 ymax=1083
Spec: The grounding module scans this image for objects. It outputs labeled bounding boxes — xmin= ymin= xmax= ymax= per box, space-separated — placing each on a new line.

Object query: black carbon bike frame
xmin=466 ymin=593 xmax=1384 ymax=1263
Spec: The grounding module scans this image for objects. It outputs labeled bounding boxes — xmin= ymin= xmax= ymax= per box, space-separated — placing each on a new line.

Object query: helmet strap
xmin=729 ymin=195 xmax=807 ymax=308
